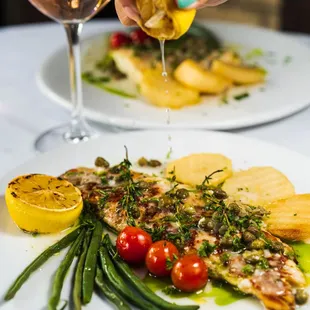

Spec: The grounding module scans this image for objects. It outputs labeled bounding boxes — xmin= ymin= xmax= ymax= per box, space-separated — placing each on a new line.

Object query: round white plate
xmin=38 ymin=21 xmax=310 ymax=130
xmin=0 ymin=130 xmax=309 ymax=310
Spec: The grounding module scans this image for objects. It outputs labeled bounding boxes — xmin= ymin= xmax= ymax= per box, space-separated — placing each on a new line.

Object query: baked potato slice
xmin=140 ymin=69 xmax=200 ymax=109
xmin=174 ymin=59 xmax=231 ymax=94
xmin=211 ymin=59 xmax=266 ymax=85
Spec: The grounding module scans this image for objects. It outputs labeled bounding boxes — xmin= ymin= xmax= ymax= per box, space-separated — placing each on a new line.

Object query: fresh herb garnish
xmin=198 ymin=240 xmax=216 ymax=257
xmin=234 ymin=93 xmax=250 ymax=101
xmin=284 ymin=55 xmax=292 ymax=65
xmin=242 ymin=264 xmax=255 ymax=275
xmin=166 ymin=253 xmax=179 ymax=270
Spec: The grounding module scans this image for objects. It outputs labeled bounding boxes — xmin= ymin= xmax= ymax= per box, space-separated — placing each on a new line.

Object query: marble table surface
xmin=1 ymin=20 xmax=310 ymax=179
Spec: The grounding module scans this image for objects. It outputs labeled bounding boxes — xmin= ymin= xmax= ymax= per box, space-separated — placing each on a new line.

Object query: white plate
xmin=38 ymin=21 xmax=310 ymax=130
xmin=0 ymin=130 xmax=309 ymax=310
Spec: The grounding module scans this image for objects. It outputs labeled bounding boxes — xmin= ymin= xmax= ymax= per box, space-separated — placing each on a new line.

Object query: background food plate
xmin=0 ymin=130 xmax=309 ymax=309
xmin=38 ymin=21 xmax=310 ymax=130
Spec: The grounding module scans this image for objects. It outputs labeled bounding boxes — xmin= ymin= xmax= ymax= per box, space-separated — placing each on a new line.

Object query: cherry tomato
xmin=116 ymin=226 xmax=152 ymax=264
xmin=130 ymin=29 xmax=150 ymax=44
xmin=146 ymin=241 xmax=179 ymax=277
xmin=110 ymin=32 xmax=131 ymax=49
xmin=171 ymin=254 xmax=208 ymax=292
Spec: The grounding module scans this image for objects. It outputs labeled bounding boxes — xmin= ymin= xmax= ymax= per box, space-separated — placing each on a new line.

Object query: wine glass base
xmin=34 ymin=124 xmax=98 ymax=153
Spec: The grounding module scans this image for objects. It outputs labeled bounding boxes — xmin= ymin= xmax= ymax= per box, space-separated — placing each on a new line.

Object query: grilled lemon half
xmin=136 ymin=0 xmax=196 ymax=40
xmin=5 ymin=174 xmax=83 ymax=234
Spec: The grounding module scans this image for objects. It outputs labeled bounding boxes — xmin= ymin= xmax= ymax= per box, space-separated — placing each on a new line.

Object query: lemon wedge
xmin=5 ymin=174 xmax=83 ymax=234
xmin=136 ymin=0 xmax=196 ymax=40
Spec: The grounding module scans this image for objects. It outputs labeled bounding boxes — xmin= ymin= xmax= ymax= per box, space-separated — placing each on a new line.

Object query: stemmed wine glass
xmin=29 ymin=0 xmax=110 ymax=152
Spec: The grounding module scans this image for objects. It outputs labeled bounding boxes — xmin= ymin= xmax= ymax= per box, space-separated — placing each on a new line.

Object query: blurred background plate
xmin=37 ymin=21 xmax=310 ymax=130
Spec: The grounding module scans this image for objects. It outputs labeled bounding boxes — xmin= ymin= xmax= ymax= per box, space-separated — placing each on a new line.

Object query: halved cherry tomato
xmin=116 ymin=226 xmax=152 ymax=264
xmin=130 ymin=29 xmax=151 ymax=44
xmin=171 ymin=254 xmax=208 ymax=292
xmin=110 ymin=32 xmax=132 ymax=49
xmin=146 ymin=241 xmax=179 ymax=277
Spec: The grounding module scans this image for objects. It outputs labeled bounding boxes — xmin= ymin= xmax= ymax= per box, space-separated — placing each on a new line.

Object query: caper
xmin=220 ymin=236 xmax=233 ymax=248
xmin=252 ymin=206 xmax=267 ymax=217
xmin=176 ymin=188 xmax=189 ymax=200
xmin=148 ymin=159 xmax=162 ymax=167
xmin=238 ymin=209 xmax=248 ymax=217
xmin=212 ymin=211 xmax=221 ymax=222
xmin=218 ymin=225 xmax=228 ymax=236
xmin=295 ymin=289 xmax=309 ymax=305
xmin=198 ymin=217 xmax=207 ymax=230
xmin=243 ymin=250 xmax=262 ymax=264
xmin=184 ymin=205 xmax=196 ymax=215
xmin=159 ymin=195 xmax=174 ymax=208
xmin=138 ymin=157 xmax=148 ymax=167
xmin=271 ymin=241 xmax=284 ymax=253
xmin=247 ymin=226 xmax=260 ymax=237
xmin=205 ymin=220 xmax=214 ymax=231
xmin=130 ymin=206 xmax=140 ymax=219
xmin=213 ymin=189 xmax=228 ymax=200
xmin=250 ymin=239 xmax=265 ymax=250
xmin=243 ymin=231 xmax=257 ymax=243
xmin=110 ymin=165 xmax=120 ymax=174
xmin=228 ymin=203 xmax=240 ymax=214
xmin=95 ymin=156 xmax=110 ymax=168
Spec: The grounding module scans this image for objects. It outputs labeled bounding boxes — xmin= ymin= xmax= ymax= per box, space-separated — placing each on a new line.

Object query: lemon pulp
xmin=5 ymin=174 xmax=83 ymax=234
xmin=136 ymin=0 xmax=196 ymax=40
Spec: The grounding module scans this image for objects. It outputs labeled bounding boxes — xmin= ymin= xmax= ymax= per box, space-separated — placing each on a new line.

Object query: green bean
xmin=104 ymin=235 xmax=199 ymax=310
xmin=99 ymin=246 xmax=158 ymax=310
xmin=82 ymin=221 xmax=103 ymax=304
xmin=4 ymin=226 xmax=84 ymax=301
xmin=95 ymin=266 xmax=131 ymax=310
xmin=73 ymin=230 xmax=92 ymax=310
xmin=48 ymin=229 xmax=86 ymax=310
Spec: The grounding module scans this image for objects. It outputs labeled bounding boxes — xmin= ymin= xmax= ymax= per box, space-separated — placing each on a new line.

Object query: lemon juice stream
xmin=159 ymin=39 xmax=172 ymax=157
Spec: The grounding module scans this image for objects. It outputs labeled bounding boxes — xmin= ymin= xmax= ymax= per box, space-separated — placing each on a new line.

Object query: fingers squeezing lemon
xmin=136 ymin=0 xmax=196 ymax=40
xmin=5 ymin=174 xmax=83 ymax=234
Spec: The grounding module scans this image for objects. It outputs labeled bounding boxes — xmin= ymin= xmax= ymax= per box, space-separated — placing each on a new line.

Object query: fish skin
xmin=60 ymin=166 xmax=307 ymax=310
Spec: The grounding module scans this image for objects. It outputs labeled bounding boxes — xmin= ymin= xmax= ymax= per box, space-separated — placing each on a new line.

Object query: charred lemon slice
xmin=5 ymin=174 xmax=83 ymax=234
xmin=136 ymin=0 xmax=196 ymax=40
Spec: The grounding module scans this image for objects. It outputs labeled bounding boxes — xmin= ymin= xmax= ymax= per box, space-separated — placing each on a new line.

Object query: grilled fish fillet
xmin=61 ymin=162 xmax=308 ymax=310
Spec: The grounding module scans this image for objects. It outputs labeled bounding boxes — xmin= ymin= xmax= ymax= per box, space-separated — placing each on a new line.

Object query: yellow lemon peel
xmin=5 ymin=174 xmax=83 ymax=234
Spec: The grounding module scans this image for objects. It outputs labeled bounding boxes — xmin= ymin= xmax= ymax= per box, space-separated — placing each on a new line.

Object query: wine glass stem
xmin=63 ymin=22 xmax=92 ymax=141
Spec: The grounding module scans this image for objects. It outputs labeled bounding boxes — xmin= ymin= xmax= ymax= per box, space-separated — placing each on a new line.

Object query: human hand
xmin=115 ymin=0 xmax=227 ymax=26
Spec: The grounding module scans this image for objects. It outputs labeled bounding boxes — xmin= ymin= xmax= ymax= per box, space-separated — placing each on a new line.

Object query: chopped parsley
xmin=283 ymin=55 xmax=292 ymax=65
xmin=242 ymin=264 xmax=255 ymax=275
xmin=257 ymin=257 xmax=269 ymax=270
xmin=234 ymin=92 xmax=250 ymax=101
xmin=198 ymin=240 xmax=216 ymax=257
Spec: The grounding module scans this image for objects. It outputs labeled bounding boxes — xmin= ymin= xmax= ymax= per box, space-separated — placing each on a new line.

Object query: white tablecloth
xmin=1 ymin=20 xmax=310 ymax=178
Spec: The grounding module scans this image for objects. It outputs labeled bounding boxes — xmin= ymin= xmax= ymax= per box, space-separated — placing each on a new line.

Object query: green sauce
xmin=143 ymin=274 xmax=247 ymax=306
xmin=82 ymin=72 xmax=137 ymax=99
xmin=290 ymin=242 xmax=310 ymax=283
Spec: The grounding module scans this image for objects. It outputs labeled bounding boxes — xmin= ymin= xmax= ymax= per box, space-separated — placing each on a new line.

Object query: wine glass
xmin=29 ymin=0 xmax=110 ymax=152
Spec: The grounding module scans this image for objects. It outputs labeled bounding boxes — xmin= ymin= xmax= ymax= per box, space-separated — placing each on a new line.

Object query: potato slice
xmin=110 ymin=49 xmax=151 ymax=84
xmin=222 ymin=167 xmax=295 ymax=206
xmin=165 ymin=153 xmax=232 ymax=187
xmin=174 ymin=60 xmax=231 ymax=94
xmin=218 ymin=50 xmax=242 ymax=66
xmin=211 ymin=59 xmax=266 ymax=85
xmin=140 ymin=69 xmax=200 ymax=109
xmin=265 ymin=194 xmax=310 ymax=241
